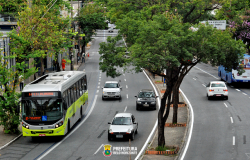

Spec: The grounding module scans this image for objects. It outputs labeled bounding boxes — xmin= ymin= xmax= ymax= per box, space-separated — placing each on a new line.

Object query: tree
xmin=99 ymin=12 xmax=245 ymax=147
xmin=76 ymin=2 xmax=107 ymax=56
xmin=0 ymin=0 xmax=26 ymax=15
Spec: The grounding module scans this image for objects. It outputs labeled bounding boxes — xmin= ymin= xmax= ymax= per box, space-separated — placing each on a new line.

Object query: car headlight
xmin=137 ymin=101 xmax=142 ymax=104
xmin=126 ymin=129 xmax=131 ymax=134
xmin=55 ymin=121 xmax=64 ymax=128
xmin=151 ymin=101 xmax=156 ymax=104
xmin=115 ymin=92 xmax=120 ymax=95
xmin=109 ymin=129 xmax=113 ymax=134
xmin=103 ymin=91 xmax=108 ymax=94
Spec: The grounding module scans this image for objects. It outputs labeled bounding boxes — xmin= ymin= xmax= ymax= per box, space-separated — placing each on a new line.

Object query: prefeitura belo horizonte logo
xmin=103 ymin=144 xmax=112 ymax=157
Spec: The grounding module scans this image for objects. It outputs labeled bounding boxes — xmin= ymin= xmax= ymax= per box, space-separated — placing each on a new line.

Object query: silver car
xmin=108 ymin=113 xmax=138 ymax=141
xmin=102 ymin=81 xmax=122 ymax=100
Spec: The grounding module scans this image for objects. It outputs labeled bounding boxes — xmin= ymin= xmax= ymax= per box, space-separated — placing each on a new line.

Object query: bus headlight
xmin=22 ymin=122 xmax=29 ymax=129
xmin=55 ymin=121 xmax=64 ymax=128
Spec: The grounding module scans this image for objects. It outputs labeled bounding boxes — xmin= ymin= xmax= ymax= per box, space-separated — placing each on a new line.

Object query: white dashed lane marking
xmin=193 ymin=78 xmax=196 ymax=80
xmin=126 ymin=85 xmax=128 ymax=88
xmin=127 ymin=94 xmax=128 ymax=99
xmin=224 ymin=103 xmax=228 ymax=108
xmin=202 ymin=84 xmax=206 ymax=87
xmin=230 ymin=117 xmax=233 ymax=123
xmin=124 ymin=79 xmax=126 ymax=81
xmin=97 ymin=90 xmax=99 ymax=93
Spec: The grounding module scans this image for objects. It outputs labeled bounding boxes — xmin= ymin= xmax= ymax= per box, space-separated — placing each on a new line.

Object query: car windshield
xmin=104 ymin=83 xmax=118 ymax=88
xmin=211 ymin=83 xmax=225 ymax=87
xmin=22 ymin=99 xmax=63 ymax=121
xmin=112 ymin=117 xmax=131 ymax=125
xmin=138 ymin=92 xmax=155 ymax=98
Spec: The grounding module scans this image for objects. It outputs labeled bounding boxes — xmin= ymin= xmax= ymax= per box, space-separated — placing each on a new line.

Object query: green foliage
xmin=155 ymin=146 xmax=167 ymax=151
xmin=0 ymin=0 xmax=26 ymax=15
xmin=77 ymin=2 xmax=107 ymax=45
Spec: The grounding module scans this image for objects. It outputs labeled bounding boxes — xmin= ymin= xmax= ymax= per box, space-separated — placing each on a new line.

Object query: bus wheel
xmin=79 ymin=107 xmax=83 ymax=122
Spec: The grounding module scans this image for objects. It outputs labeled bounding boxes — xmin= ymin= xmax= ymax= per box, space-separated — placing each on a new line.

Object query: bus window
xmin=76 ymin=82 xmax=80 ymax=98
xmin=68 ymin=89 xmax=71 ymax=106
xmin=78 ymin=80 xmax=82 ymax=96
xmin=73 ymin=83 xmax=77 ymax=99
xmin=71 ymin=87 xmax=75 ymax=103
xmin=83 ymin=75 xmax=87 ymax=91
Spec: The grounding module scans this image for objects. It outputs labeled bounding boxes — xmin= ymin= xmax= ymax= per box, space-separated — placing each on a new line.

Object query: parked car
xmin=102 ymin=81 xmax=122 ymax=100
xmin=135 ymin=89 xmax=158 ymax=110
xmin=206 ymin=81 xmax=228 ymax=100
xmin=108 ymin=113 xmax=138 ymax=141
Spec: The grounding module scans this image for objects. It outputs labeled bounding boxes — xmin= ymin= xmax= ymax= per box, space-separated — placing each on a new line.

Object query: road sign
xmin=200 ymin=20 xmax=226 ymax=30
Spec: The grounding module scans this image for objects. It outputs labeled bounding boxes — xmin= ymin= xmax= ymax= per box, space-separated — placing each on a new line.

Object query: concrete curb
xmin=0 ymin=134 xmax=22 ymax=150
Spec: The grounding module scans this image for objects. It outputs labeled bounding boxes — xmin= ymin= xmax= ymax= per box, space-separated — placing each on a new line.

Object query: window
xmin=68 ymin=88 xmax=72 ymax=106
xmin=211 ymin=83 xmax=225 ymax=87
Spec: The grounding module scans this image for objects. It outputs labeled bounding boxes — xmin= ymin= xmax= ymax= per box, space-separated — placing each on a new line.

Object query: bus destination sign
xmin=24 ymin=92 xmax=58 ymax=97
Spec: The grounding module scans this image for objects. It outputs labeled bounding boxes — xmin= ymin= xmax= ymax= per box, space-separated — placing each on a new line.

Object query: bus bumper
xmin=22 ymin=125 xmax=65 ymax=137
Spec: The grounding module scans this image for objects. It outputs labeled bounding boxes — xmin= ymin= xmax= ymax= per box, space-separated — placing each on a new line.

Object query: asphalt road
xmin=181 ymin=63 xmax=250 ymax=160
xmin=0 ymin=29 xmax=158 ymax=160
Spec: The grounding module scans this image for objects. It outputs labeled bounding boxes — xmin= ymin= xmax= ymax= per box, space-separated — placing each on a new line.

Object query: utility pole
xmin=70 ymin=0 xmax=74 ymax=70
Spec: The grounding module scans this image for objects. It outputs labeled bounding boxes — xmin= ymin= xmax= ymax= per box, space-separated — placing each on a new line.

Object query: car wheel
xmin=130 ymin=132 xmax=135 ymax=141
xmin=135 ymin=129 xmax=138 ymax=134
xmin=208 ymin=96 xmax=211 ymax=100
xmin=225 ymin=96 xmax=228 ymax=100
xmin=108 ymin=134 xmax=112 ymax=141
xmin=153 ymin=106 xmax=156 ymax=110
xmin=102 ymin=97 xmax=105 ymax=100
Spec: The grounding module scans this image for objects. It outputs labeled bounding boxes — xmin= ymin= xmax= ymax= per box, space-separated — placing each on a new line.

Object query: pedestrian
xmin=82 ymin=52 xmax=85 ymax=63
xmin=19 ymin=75 xmax=24 ymax=91
xmin=77 ymin=52 xmax=80 ymax=62
xmin=62 ymin=58 xmax=66 ymax=71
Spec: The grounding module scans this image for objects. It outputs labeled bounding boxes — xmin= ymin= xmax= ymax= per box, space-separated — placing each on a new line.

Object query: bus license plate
xmin=39 ymin=134 xmax=46 ymax=136
xmin=116 ymin=135 xmax=123 ymax=138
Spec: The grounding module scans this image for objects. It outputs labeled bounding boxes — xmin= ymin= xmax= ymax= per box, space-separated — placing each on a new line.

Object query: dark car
xmin=135 ymin=89 xmax=158 ymax=110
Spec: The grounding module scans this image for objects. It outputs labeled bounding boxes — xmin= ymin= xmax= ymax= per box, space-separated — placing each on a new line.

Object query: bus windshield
xmin=22 ymin=99 xmax=63 ymax=122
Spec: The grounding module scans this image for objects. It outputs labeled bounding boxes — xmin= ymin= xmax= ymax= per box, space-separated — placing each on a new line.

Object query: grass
xmin=155 ymin=146 xmax=176 ymax=151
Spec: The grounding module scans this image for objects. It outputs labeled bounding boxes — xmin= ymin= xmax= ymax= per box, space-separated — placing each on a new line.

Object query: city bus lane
xmin=181 ymin=64 xmax=250 ymax=160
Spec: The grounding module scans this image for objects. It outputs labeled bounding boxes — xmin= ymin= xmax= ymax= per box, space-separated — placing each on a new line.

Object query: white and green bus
xmin=21 ymin=71 xmax=88 ymax=137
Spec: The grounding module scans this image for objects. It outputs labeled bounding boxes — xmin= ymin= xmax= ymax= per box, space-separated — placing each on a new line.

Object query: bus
xmin=218 ymin=54 xmax=250 ymax=83
xmin=21 ymin=71 xmax=88 ymax=137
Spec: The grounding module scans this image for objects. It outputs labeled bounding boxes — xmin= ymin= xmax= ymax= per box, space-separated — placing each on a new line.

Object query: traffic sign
xmin=200 ymin=20 xmax=226 ymax=30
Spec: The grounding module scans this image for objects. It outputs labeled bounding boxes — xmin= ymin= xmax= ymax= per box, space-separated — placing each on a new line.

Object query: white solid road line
xmin=194 ymin=66 xmax=219 ymax=79
xmin=37 ymin=95 xmax=98 ymax=160
xmin=179 ymin=88 xmax=194 ymax=160
xmin=233 ymin=136 xmax=235 ymax=145
xmin=93 ymin=144 xmax=103 ymax=155
xmin=230 ymin=117 xmax=234 ymax=123
xmin=224 ymin=103 xmax=228 ymax=108
xmin=124 ymin=106 xmax=127 ymax=112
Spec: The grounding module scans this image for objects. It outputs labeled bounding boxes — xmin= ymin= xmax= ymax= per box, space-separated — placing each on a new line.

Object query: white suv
xmin=102 ymin=81 xmax=122 ymax=100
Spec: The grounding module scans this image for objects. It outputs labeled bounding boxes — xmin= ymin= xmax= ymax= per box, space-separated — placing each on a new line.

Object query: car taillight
xmin=110 ymin=132 xmax=114 ymax=134
xmin=223 ymin=89 xmax=228 ymax=91
xmin=209 ymin=89 xmax=214 ymax=92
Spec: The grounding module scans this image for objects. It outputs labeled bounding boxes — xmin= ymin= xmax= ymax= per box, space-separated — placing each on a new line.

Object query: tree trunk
xmin=158 ymin=68 xmax=175 ymax=147
xmin=172 ymin=85 xmax=179 ymax=123
xmin=40 ymin=57 xmax=44 ymax=76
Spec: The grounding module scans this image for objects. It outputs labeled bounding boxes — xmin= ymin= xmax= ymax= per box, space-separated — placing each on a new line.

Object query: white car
xmin=206 ymin=81 xmax=228 ymax=100
xmin=108 ymin=113 xmax=138 ymax=141
xmin=102 ymin=81 xmax=122 ymax=100
xmin=108 ymin=27 xmax=114 ymax=33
